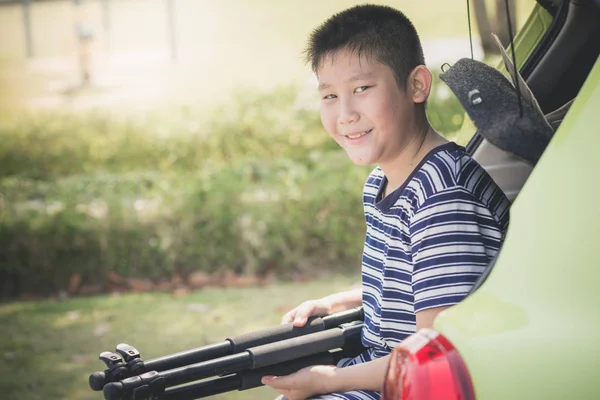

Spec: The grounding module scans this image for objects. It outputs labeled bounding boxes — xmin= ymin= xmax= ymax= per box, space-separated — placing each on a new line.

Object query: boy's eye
xmin=323 ymin=94 xmax=337 ymax=100
xmin=355 ymin=86 xmax=370 ymax=93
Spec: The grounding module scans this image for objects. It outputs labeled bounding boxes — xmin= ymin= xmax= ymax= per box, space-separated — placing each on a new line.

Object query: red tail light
xmin=383 ymin=328 xmax=475 ymax=400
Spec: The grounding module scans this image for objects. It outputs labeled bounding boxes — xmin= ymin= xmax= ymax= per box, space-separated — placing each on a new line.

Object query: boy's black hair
xmin=305 ymin=4 xmax=425 ymax=89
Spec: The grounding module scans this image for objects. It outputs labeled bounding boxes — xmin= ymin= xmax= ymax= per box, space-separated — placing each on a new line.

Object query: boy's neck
xmin=379 ymin=124 xmax=448 ymax=197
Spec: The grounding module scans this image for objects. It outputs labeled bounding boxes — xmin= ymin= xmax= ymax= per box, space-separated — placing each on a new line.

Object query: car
xmin=382 ymin=0 xmax=600 ymax=399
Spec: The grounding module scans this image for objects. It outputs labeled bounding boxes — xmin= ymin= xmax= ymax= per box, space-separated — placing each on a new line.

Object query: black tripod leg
xmin=90 ymin=307 xmax=364 ymax=391
xmin=161 ymin=347 xmax=364 ymax=400
xmin=103 ymin=322 xmax=365 ymax=400
xmin=162 ymin=376 xmax=241 ymax=400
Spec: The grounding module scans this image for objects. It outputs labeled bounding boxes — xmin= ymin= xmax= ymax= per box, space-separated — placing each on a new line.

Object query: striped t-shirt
xmin=311 ymin=142 xmax=510 ymax=400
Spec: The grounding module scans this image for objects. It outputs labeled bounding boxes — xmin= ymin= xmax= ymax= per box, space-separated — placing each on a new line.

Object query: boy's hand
xmin=261 ymin=364 xmax=336 ymax=400
xmin=263 ymin=352 xmax=390 ymax=399
xmin=282 ymin=299 xmax=332 ymax=327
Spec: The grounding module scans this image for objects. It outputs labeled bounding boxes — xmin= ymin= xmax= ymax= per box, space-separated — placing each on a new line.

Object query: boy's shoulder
xmin=411 ymin=142 xmax=501 ymax=206
xmin=366 ymin=142 xmax=510 ymax=215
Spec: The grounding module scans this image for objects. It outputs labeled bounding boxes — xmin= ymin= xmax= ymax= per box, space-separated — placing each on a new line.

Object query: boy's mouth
xmin=345 ymin=129 xmax=373 ymax=140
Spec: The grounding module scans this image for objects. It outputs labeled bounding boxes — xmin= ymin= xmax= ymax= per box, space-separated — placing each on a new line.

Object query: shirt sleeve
xmin=409 ymin=188 xmax=505 ymax=313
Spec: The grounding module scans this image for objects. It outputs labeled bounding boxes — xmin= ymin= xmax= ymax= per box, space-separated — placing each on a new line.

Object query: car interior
xmin=466 ymin=0 xmax=599 ymax=294
xmin=466 ymin=0 xmax=600 ymax=202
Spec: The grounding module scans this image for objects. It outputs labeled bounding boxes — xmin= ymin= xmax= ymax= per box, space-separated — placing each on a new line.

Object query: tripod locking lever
xmin=89 ymin=352 xmax=129 ymax=391
xmin=116 ymin=343 xmax=147 ymax=376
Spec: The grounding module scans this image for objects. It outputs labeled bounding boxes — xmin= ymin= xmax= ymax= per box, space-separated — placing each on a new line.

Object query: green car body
xmin=435 ymin=1 xmax=600 ymax=399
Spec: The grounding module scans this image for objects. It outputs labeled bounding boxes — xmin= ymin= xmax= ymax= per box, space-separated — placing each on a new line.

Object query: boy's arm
xmin=264 ymin=306 xmax=449 ymax=400
xmin=329 ymin=306 xmax=450 ymax=392
xmin=416 ymin=306 xmax=450 ymax=330
xmin=323 ymin=287 xmax=363 ymax=313
xmin=262 ymin=355 xmax=389 ymax=398
xmin=283 ymin=288 xmax=363 ymax=326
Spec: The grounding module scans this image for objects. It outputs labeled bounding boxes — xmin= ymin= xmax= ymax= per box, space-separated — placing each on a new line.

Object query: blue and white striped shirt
xmin=311 ymin=142 xmax=510 ymax=400
xmin=361 ymin=142 xmax=509 ymax=353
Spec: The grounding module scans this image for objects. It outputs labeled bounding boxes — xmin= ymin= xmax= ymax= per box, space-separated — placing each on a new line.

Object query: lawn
xmin=0 ymin=274 xmax=360 ymax=400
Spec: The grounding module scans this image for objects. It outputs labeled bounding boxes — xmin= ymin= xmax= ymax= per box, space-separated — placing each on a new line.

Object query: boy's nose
xmin=337 ymin=103 xmax=359 ymax=125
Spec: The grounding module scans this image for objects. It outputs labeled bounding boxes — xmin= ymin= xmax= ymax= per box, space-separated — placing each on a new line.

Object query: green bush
xmin=0 ymin=86 xmax=330 ymax=181
xmin=0 ymin=79 xmax=465 ymax=298
xmin=0 ymin=159 xmax=368 ymax=297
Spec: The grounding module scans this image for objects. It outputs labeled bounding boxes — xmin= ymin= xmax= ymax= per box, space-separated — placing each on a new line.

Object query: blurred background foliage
xmin=0 ymin=75 xmax=466 ymax=298
xmin=0 ymin=0 xmax=535 ymax=299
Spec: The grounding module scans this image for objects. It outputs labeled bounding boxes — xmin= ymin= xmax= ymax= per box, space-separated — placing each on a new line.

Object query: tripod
xmin=88 ymin=307 xmax=366 ymax=400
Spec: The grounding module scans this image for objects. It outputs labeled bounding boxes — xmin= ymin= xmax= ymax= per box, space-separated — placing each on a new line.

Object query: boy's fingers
xmin=261 ymin=375 xmax=294 ymax=389
xmin=293 ymin=304 xmax=314 ymax=326
xmin=281 ymin=311 xmax=295 ymax=324
xmin=292 ymin=317 xmax=307 ymax=327
xmin=261 ymin=375 xmax=277 ymax=383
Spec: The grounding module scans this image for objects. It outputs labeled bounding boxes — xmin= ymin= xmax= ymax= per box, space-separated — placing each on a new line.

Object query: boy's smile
xmin=317 ymin=49 xmax=420 ymax=168
xmin=345 ymin=128 xmax=372 ymax=140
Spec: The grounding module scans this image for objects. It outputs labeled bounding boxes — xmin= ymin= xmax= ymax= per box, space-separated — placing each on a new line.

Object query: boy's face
xmin=317 ymin=49 xmax=420 ymax=167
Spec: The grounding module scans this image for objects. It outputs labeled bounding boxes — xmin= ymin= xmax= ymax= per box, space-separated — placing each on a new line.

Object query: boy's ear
xmin=408 ymin=65 xmax=432 ymax=104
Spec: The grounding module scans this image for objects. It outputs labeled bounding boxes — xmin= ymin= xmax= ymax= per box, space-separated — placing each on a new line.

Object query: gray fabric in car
xmin=439 ymin=57 xmax=554 ymax=166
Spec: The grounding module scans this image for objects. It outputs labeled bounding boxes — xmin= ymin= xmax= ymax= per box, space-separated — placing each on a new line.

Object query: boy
xmin=262 ymin=4 xmax=510 ymax=400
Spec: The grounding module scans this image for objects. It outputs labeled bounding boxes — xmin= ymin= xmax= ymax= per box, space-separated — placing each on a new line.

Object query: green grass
xmin=0 ymin=274 xmax=359 ymax=400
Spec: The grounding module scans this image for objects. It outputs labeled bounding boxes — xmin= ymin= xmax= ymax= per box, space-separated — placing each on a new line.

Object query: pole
xmin=22 ymin=0 xmax=33 ymax=58
xmin=166 ymin=0 xmax=177 ymax=61
xmin=102 ymin=0 xmax=110 ymax=51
